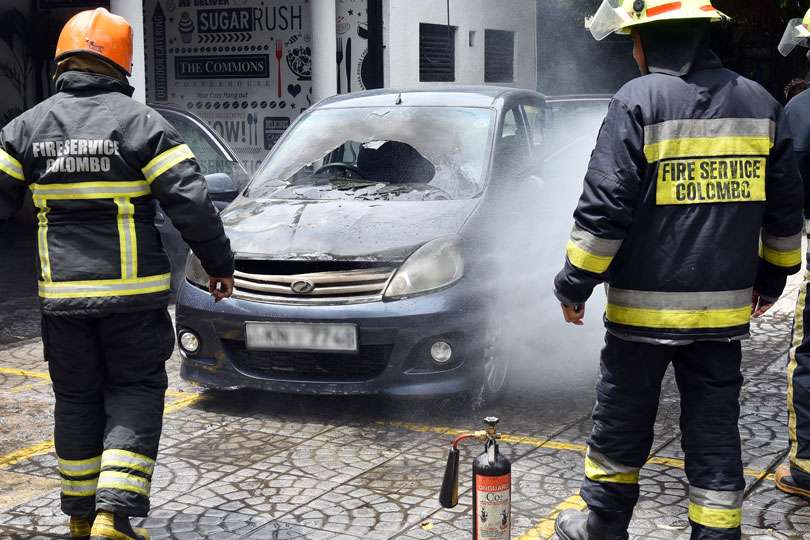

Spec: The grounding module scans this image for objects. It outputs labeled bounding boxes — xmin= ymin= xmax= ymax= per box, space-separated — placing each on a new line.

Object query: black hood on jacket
xmin=638 ymin=20 xmax=720 ymax=77
xmin=55 ymin=71 xmax=135 ymax=97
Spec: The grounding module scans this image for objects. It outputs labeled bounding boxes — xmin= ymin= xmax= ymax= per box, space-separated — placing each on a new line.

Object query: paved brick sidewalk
xmin=0 ymin=277 xmax=808 ymax=539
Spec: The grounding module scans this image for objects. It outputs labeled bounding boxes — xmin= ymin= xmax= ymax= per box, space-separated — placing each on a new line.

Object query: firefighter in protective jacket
xmin=0 ymin=9 xmax=234 ymax=540
xmin=553 ymin=1 xmax=804 ymax=539
xmin=776 ymin=7 xmax=810 ymax=502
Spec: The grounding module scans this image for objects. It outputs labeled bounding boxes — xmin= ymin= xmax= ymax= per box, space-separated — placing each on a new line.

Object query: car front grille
xmin=232 ymin=260 xmax=396 ymax=305
xmin=224 ymin=340 xmax=392 ymax=382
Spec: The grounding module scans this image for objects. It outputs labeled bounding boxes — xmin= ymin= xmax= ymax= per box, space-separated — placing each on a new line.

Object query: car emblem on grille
xmin=291 ymin=279 xmax=316 ymax=294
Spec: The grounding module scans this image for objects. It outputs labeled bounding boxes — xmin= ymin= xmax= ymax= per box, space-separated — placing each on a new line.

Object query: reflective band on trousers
xmin=62 ymin=477 xmax=98 ymax=497
xmin=142 ymin=144 xmax=195 ymax=184
xmin=688 ymin=487 xmax=743 ymax=529
xmin=58 ymin=455 xmax=101 ymax=477
xmin=0 ymin=148 xmax=24 ymax=181
xmin=101 ymin=449 xmax=156 ymax=476
xmin=760 ymin=231 xmax=803 ymax=268
xmin=584 ymin=447 xmax=640 ymax=485
xmin=566 ymin=224 xmax=622 ymax=274
xmin=606 ymin=288 xmax=752 ymax=329
xmin=643 ymin=118 xmax=775 ymax=162
xmin=38 ymin=273 xmax=171 ymax=299
xmin=97 ymin=470 xmax=151 ymax=497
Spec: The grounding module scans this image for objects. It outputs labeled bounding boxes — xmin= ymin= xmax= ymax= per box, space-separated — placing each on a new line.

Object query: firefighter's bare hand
xmin=209 ymin=276 xmax=234 ymax=302
xmin=561 ymin=303 xmax=585 ymax=325
xmin=751 ymin=290 xmax=773 ymax=318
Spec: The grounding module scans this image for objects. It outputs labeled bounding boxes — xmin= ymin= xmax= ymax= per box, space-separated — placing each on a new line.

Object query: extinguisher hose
xmin=451 ymin=433 xmax=476 ymax=449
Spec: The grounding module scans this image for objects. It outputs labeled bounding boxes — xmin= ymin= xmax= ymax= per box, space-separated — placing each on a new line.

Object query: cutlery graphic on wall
xmin=336 ymin=37 xmax=343 ymax=94
xmin=246 ymin=113 xmax=253 ymax=145
xmin=276 ymin=39 xmax=283 ymax=98
xmin=346 ymin=38 xmax=352 ymax=93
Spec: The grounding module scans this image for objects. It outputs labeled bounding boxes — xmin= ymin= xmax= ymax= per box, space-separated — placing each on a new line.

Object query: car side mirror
xmin=204 ymin=173 xmax=239 ymax=202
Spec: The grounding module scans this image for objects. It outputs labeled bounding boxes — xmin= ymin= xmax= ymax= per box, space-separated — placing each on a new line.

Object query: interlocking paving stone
xmin=3 ymin=272 xmax=810 ymax=538
xmin=283 ymin=483 xmax=438 ymax=538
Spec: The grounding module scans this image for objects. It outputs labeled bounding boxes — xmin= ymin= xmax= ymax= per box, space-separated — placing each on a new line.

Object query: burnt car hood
xmin=219 ymin=197 xmax=479 ymax=261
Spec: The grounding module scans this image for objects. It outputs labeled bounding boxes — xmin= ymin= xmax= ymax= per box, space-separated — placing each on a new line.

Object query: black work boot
xmin=775 ymin=463 xmax=810 ymax=501
xmin=90 ymin=511 xmax=150 ymax=540
xmin=554 ymin=508 xmax=631 ymax=540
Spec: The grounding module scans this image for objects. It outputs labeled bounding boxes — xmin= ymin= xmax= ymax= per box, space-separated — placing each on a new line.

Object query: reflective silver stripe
xmin=607 ymin=287 xmax=752 ymax=310
xmin=0 ymin=148 xmax=24 ymax=180
xmin=762 ymin=231 xmax=803 ymax=252
xmin=102 ymin=449 xmax=155 ymax=476
xmin=690 ymin=487 xmax=744 ymax=510
xmin=644 ymin=118 xmax=775 ymax=145
xmin=29 ymin=181 xmax=149 ymax=198
xmin=142 ymin=144 xmax=195 ymax=183
xmin=39 ymin=274 xmax=171 ymax=297
xmin=570 ymin=224 xmax=623 ymax=257
xmin=97 ymin=470 xmax=150 ymax=496
xmin=58 ymin=455 xmax=101 ymax=476
xmin=62 ymin=478 xmax=98 ymax=497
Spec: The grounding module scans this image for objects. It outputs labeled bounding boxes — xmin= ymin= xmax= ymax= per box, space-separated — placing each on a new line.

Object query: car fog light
xmin=179 ymin=331 xmax=200 ymax=354
xmin=430 ymin=341 xmax=452 ymax=364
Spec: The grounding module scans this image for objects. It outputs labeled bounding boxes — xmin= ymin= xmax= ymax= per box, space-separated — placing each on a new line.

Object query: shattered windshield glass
xmin=247 ymin=106 xmax=494 ymax=201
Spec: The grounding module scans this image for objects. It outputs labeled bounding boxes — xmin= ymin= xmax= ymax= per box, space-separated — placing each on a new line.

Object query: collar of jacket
xmin=639 ymin=21 xmax=721 ymax=77
xmin=56 ymin=71 xmax=135 ymax=97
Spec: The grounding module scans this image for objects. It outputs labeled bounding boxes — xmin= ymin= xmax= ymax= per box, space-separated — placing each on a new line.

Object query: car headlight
xmin=185 ymin=253 xmax=209 ymax=288
xmin=384 ymin=236 xmax=464 ymax=299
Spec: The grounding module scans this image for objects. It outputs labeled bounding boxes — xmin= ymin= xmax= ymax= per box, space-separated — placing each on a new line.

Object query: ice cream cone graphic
xmin=179 ymin=12 xmax=194 ymax=44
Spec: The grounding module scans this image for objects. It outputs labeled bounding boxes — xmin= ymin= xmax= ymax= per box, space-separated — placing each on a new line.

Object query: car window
xmin=524 ymin=104 xmax=545 ymax=148
xmin=159 ymin=110 xmax=237 ymax=177
xmin=493 ymin=105 xmax=531 ymax=178
xmin=248 ymin=107 xmax=494 ymax=201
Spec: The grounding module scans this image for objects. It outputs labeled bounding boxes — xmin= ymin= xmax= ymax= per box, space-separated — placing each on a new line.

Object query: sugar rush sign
xmin=143 ymin=0 xmax=313 ymax=175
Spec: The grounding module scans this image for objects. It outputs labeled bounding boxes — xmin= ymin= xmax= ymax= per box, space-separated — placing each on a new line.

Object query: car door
xmin=151 ymin=106 xmax=249 ymax=290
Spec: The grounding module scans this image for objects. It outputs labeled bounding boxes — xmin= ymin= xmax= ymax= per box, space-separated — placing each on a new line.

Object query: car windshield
xmin=247 ymin=106 xmax=493 ymax=201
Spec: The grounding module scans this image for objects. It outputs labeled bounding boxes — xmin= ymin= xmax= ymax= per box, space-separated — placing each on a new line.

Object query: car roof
xmin=316 ymin=86 xmax=545 ymax=109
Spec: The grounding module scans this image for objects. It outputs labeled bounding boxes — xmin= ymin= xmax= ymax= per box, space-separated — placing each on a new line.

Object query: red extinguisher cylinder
xmin=437 ymin=417 xmax=511 ymax=540
xmin=472 ymin=439 xmax=511 ymax=540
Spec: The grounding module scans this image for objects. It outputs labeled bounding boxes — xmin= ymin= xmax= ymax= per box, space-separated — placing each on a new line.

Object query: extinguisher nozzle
xmin=439 ymin=447 xmax=460 ymax=508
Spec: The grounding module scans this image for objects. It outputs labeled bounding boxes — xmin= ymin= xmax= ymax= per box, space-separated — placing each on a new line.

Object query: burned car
xmin=175 ymin=87 xmax=565 ymax=405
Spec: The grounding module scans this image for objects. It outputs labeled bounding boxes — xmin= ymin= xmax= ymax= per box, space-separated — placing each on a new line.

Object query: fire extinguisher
xmin=439 ymin=416 xmax=511 ymax=540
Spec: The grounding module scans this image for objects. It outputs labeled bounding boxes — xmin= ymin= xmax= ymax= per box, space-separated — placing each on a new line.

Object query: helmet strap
xmin=632 ymin=30 xmax=650 ymax=75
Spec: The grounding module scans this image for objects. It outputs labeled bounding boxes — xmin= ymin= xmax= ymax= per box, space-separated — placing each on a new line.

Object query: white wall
xmin=383 ymin=0 xmax=537 ymax=90
xmin=111 ymin=0 xmax=146 ymax=103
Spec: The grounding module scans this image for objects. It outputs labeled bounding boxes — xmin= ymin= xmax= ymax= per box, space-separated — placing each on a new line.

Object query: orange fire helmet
xmin=55 ymin=8 xmax=133 ymax=75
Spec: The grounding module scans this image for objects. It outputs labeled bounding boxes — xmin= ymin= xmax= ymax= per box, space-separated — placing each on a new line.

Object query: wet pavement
xmin=0 ymin=270 xmax=809 ymax=539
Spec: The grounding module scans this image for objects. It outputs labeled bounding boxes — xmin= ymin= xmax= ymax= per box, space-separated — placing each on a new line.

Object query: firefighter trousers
xmin=581 ymin=333 xmax=745 ymax=539
xmin=788 ymin=279 xmax=810 ymax=487
xmin=43 ymin=308 xmax=174 ymax=518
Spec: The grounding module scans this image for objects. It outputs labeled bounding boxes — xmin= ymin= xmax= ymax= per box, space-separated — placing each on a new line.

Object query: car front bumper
xmin=175 ymin=279 xmax=488 ymax=397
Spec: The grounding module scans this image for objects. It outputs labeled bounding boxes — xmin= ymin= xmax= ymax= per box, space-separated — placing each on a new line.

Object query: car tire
xmin=468 ymin=323 xmax=510 ymax=412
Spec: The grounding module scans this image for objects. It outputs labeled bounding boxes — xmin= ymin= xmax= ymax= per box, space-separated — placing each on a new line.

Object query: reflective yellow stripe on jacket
xmin=606 ymin=288 xmax=752 ymax=329
xmin=644 ymin=118 xmax=775 ymax=162
xmin=39 ymin=274 xmax=171 ymax=299
xmin=0 ymin=148 xmax=24 ymax=181
xmin=688 ymin=487 xmax=743 ymax=529
xmin=29 ymin=181 xmax=169 ymax=299
xmin=760 ymin=231 xmax=802 ymax=268
xmin=566 ymin=224 xmax=623 ymax=274
xmin=142 ymin=144 xmax=195 ymax=184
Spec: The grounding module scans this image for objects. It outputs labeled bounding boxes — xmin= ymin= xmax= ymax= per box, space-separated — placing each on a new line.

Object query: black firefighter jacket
xmin=785 ymin=89 xmax=810 ymax=235
xmin=554 ymin=55 xmax=804 ymax=341
xmin=0 ymin=71 xmax=234 ymax=315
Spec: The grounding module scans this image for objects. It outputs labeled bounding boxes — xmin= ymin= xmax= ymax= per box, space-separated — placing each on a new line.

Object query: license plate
xmin=245 ymin=322 xmax=358 ymax=353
